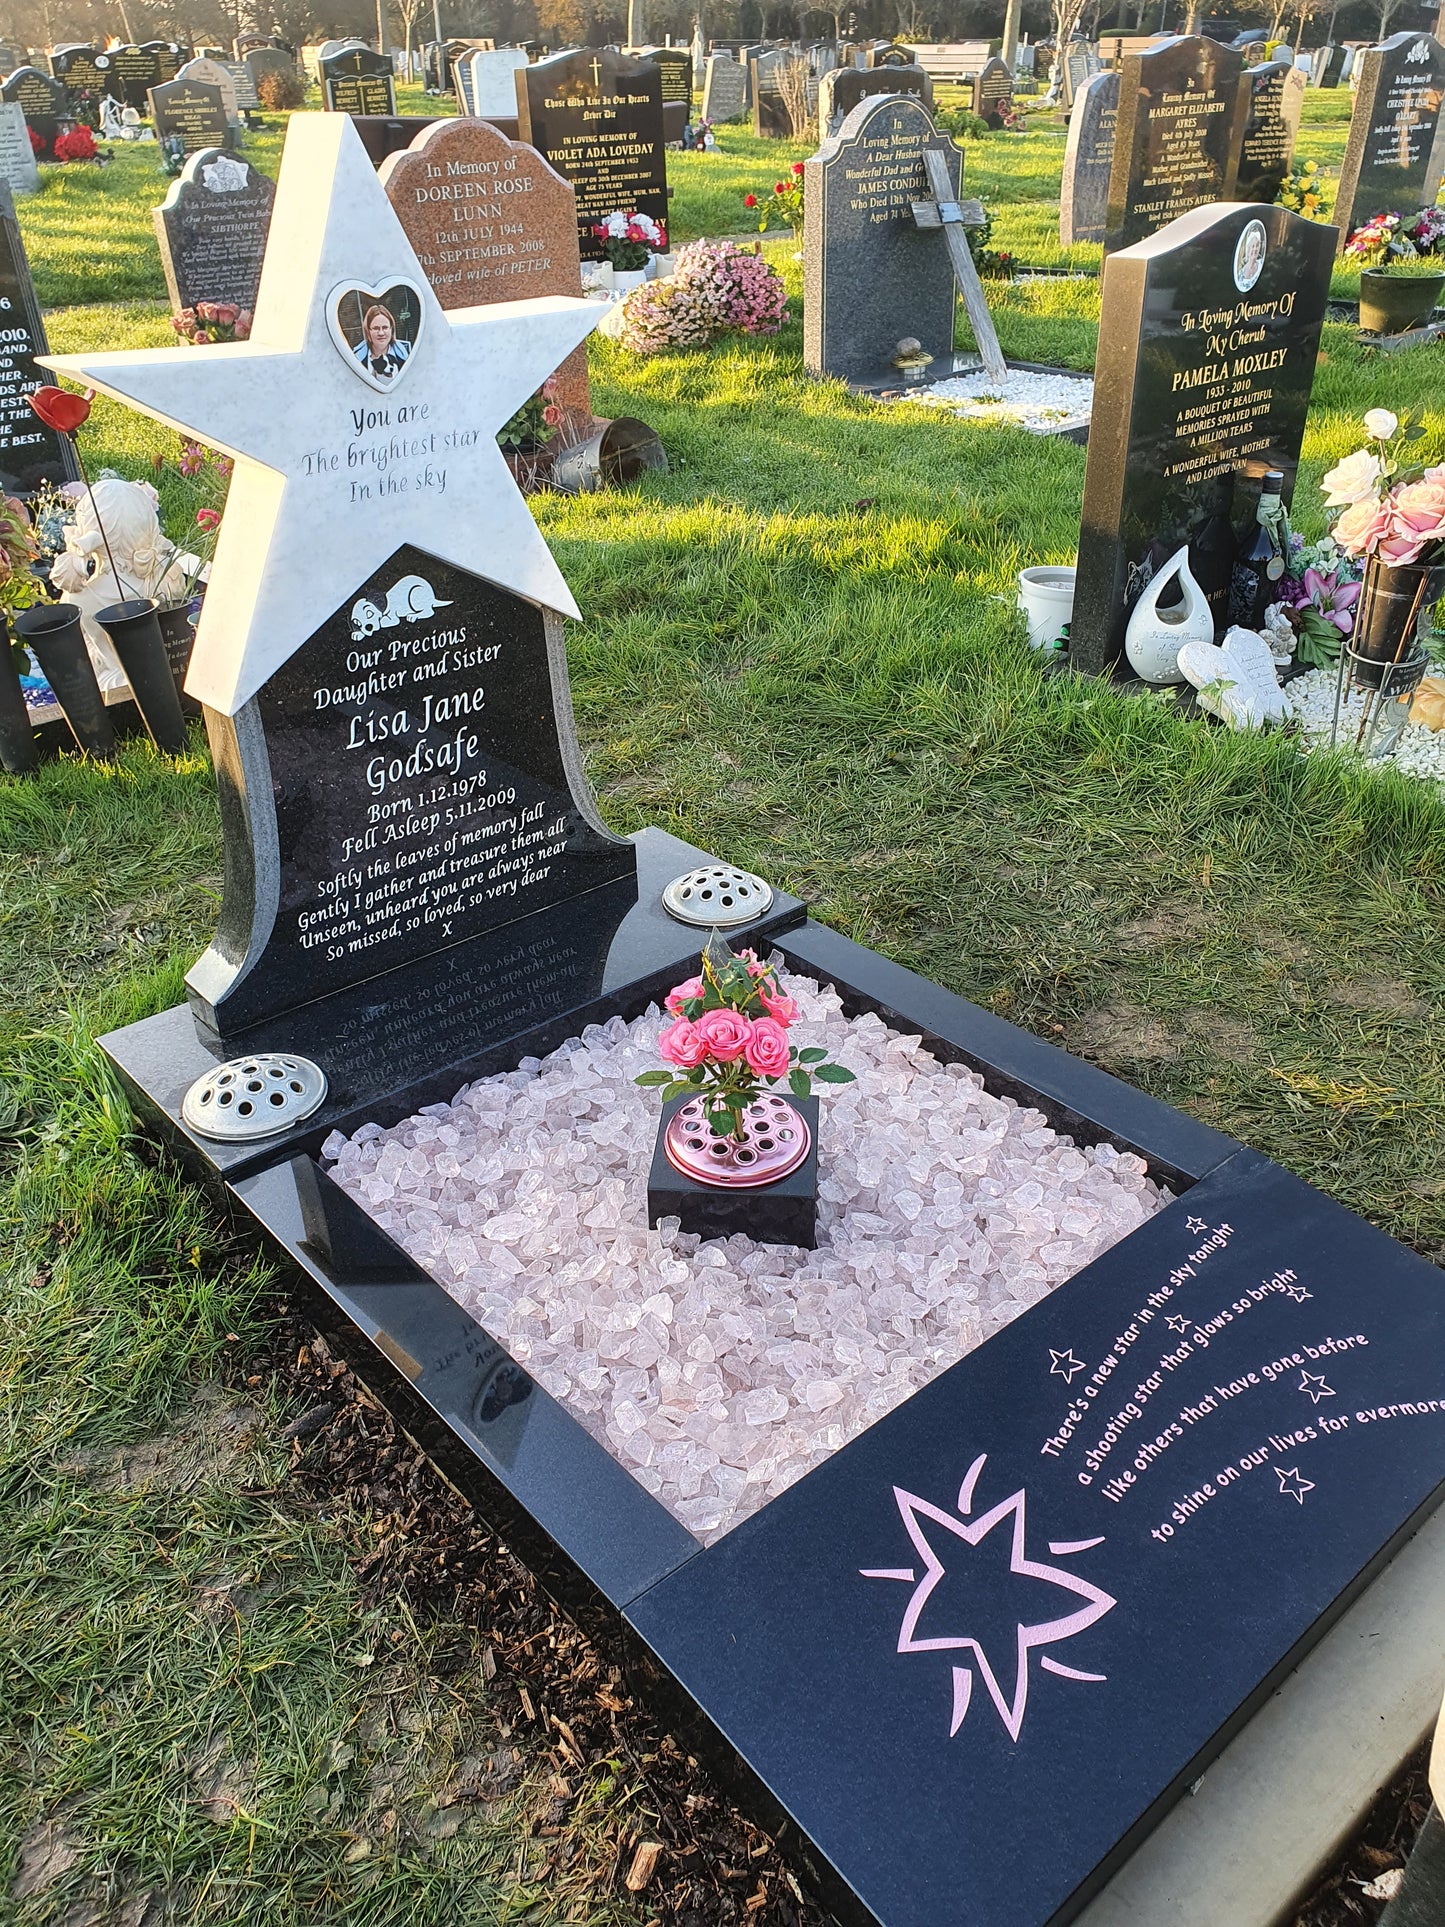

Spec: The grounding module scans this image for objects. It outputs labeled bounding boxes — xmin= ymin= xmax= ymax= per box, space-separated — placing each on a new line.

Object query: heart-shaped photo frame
xmin=327 ymin=277 xmax=425 ymax=393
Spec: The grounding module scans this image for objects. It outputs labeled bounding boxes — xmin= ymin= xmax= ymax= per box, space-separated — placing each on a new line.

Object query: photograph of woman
xmin=353 ymin=302 xmax=409 ymax=383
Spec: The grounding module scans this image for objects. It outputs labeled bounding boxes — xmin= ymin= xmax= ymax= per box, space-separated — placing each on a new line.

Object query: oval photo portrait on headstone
xmin=326 ymin=276 xmax=423 ymax=392
xmin=1233 ymin=219 xmax=1267 ymax=293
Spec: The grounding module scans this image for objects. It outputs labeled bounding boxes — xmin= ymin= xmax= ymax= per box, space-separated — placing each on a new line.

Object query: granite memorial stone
xmin=517 ymin=50 xmax=667 ymax=261
xmin=1104 ymin=34 xmax=1249 ymax=253
xmin=1060 ymin=69 xmax=1118 ymax=246
xmin=1332 ymin=32 xmax=1445 ymax=249
xmin=805 ymin=92 xmax=961 ymax=384
xmin=750 ymin=48 xmax=795 ymax=137
xmin=1312 ymin=43 xmax=1347 ymax=87
xmin=1 ymin=66 xmax=67 ymax=157
xmin=1073 ymin=201 xmax=1335 ymax=676
xmin=109 ymin=44 xmax=165 ymax=110
xmin=1062 ymin=40 xmax=1102 ymax=107
xmin=0 ymin=182 xmax=77 ymax=492
xmin=972 ymin=55 xmax=1014 ymax=127
xmin=869 ymin=41 xmax=915 ymax=66
xmin=1234 ymin=54 xmax=1305 ymax=204
xmin=222 ymin=60 xmax=260 ymax=115
xmin=245 ymin=46 xmax=294 ymax=95
xmin=701 ymin=54 xmax=747 ymax=122
xmin=380 ymin=115 xmax=591 ymax=413
xmin=322 ymin=45 xmax=397 ymax=117
xmin=637 ymin=45 xmax=692 ymax=114
xmin=178 ymin=54 xmax=241 ymax=123
xmin=0 ymin=101 xmax=39 ymax=196
xmin=148 ymin=75 xmax=232 ymax=153
xmin=154 ymin=147 xmax=275 ymax=316
xmin=452 ymin=47 xmax=527 ymax=118
xmin=818 ymin=60 xmax=932 ymax=136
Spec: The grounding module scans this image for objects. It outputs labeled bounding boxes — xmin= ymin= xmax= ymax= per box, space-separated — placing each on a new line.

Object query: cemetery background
xmin=0 ymin=73 xmax=1442 ymax=1927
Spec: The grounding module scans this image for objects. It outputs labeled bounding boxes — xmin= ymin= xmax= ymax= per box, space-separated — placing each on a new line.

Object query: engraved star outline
xmin=1298 ymin=1371 xmax=1334 ymax=1404
xmin=1185 ymin=1214 xmax=1208 ymax=1235
xmin=860 ymin=1455 xmax=1116 ymax=1742
xmin=1276 ymin=1466 xmax=1315 ymax=1504
xmin=1049 ymin=1348 xmax=1086 ymax=1383
xmin=1165 ymin=1314 xmax=1191 ymax=1334
xmin=41 ymin=114 xmax=601 ymax=717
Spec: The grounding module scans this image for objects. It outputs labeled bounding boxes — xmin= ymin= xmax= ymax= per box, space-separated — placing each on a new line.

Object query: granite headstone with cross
xmin=322 ymin=45 xmax=397 ymax=118
xmin=517 ymin=49 xmax=668 ymax=262
xmin=1104 ymin=35 xmax=1249 ymax=253
xmin=154 ymin=147 xmax=276 ymax=317
xmin=1332 ymin=32 xmax=1445 ymax=249
xmin=44 ymin=113 xmax=622 ymax=1035
xmin=1072 ymin=202 xmax=1335 ymax=677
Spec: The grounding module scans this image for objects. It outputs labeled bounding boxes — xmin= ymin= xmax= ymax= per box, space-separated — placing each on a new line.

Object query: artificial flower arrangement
xmin=171 ymin=301 xmax=253 ymax=344
xmin=1343 ymin=208 xmax=1445 ymax=275
xmin=163 ymin=437 xmax=233 ymax=605
xmin=591 ymin=209 xmax=667 ymax=271
xmin=636 ymin=936 xmax=854 ymax=1140
xmin=497 ymin=376 xmax=565 ymax=453
xmin=744 ymin=162 xmax=804 ymax=240
xmin=1321 ymin=407 xmax=1445 ymax=567
xmin=618 ymin=240 xmax=788 ymax=356
xmin=1273 ymin=534 xmax=1361 ymax=668
xmin=1276 ymin=159 xmax=1323 ymax=220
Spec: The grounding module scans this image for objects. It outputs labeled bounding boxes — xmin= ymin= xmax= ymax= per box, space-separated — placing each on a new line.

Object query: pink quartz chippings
xmin=323 ymin=969 xmax=1168 ymax=1547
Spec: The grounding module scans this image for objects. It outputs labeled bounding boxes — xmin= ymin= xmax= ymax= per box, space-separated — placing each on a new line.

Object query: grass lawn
xmin=2 ymin=84 xmax=1443 ymax=1927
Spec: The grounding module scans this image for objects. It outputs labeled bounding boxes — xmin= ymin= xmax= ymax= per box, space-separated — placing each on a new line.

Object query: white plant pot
xmin=612 ymin=267 xmax=648 ymax=294
xmin=647 ymin=251 xmax=676 ymax=280
xmin=1124 ymin=545 xmax=1213 ymax=684
xmin=1017 ymin=565 xmax=1076 ymax=649
xmin=581 ymin=260 xmax=615 ymax=293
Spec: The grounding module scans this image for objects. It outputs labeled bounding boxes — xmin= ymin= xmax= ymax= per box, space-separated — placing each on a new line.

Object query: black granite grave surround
xmin=216 ymin=904 xmax=1445 ymax=1927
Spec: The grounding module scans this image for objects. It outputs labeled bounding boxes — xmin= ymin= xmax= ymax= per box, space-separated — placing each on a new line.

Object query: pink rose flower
xmin=693 ymin=1008 xmax=752 ymax=1062
xmin=742 ymin=1016 xmax=791 ymax=1078
xmin=1383 ymin=476 xmax=1445 ymax=565
xmin=1333 ymin=496 xmax=1394 ymax=560
xmin=757 ymin=980 xmax=798 ymax=1025
xmin=658 ymin=1017 xmax=708 ymax=1068
xmin=664 ymin=975 xmax=704 ymax=1014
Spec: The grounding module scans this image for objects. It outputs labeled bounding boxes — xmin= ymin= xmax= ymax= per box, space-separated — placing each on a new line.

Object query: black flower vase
xmin=0 ymin=612 xmax=39 ymax=775
xmin=13 ymin=602 xmax=115 ymax=759
xmin=1351 ymin=557 xmax=1442 ymax=689
xmin=155 ymin=599 xmax=200 ymax=716
xmin=96 ymin=599 xmax=188 ymax=752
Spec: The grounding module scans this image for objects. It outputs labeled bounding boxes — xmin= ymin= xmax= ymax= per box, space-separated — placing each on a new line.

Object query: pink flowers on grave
xmin=638 ymin=936 xmax=855 ymax=1139
xmin=1324 ymin=411 xmax=1445 ymax=567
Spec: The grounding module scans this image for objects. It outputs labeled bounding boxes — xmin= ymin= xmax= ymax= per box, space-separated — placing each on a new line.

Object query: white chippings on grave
xmin=893 ymin=368 xmax=1093 ymax=436
xmin=1288 ymin=667 xmax=1445 ymax=786
xmin=324 ymin=967 xmax=1168 ymax=1544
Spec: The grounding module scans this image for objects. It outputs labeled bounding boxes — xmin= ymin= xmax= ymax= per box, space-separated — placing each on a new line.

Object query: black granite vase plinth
xmin=647 ymin=1093 xmax=819 ymax=1248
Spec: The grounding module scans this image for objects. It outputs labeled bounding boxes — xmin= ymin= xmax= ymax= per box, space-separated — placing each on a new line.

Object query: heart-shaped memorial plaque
xmin=327 ymin=277 xmax=425 ymax=393
xmin=1177 ymin=626 xmax=1290 ymax=731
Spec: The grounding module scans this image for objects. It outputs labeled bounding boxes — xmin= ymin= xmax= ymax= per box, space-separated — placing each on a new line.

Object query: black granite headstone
xmin=244 ymin=46 xmax=294 ymax=96
xmin=629 ymin=1146 xmax=1445 ymax=1927
xmin=1104 ymin=35 xmax=1249 ymax=254
xmin=1073 ymin=201 xmax=1334 ymax=676
xmin=153 ymin=147 xmax=275 ymax=316
xmin=750 ymin=48 xmax=799 ymax=138
xmin=1060 ymin=69 xmax=1118 ymax=246
xmin=321 ymin=46 xmax=397 ymax=117
xmin=1 ymin=66 xmax=68 ymax=157
xmin=818 ymin=60 xmax=932 ymax=136
xmin=1313 ymin=43 xmax=1346 ymax=88
xmin=869 ymin=41 xmax=916 ymax=66
xmin=148 ymin=76 xmax=231 ymax=154
xmin=187 ymin=544 xmax=637 ymax=1034
xmin=1332 ymin=32 xmax=1445 ymax=249
xmin=1234 ymin=54 xmax=1305 ymax=204
xmin=108 ymin=44 xmax=165 ymax=110
xmin=972 ymin=55 xmax=1014 ymax=127
xmin=804 ymin=92 xmax=961 ymax=385
xmin=50 ymin=43 xmax=108 ymax=119
xmin=0 ymin=181 xmax=80 ymax=493
xmin=637 ymin=45 xmax=693 ymax=114
xmin=516 ymin=49 xmax=667 ymax=262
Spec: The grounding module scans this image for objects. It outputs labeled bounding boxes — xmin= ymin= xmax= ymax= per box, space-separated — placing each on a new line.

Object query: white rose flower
xmin=1321 ymin=447 xmax=1384 ymax=507
xmin=1363 ymin=408 xmax=1398 ymax=441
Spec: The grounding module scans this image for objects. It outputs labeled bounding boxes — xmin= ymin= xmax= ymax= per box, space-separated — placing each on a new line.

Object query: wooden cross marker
xmin=910 ymin=146 xmax=1007 ymax=387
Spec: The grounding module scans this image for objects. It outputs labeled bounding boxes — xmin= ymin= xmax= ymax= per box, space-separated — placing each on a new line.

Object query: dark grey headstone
xmin=869 ymin=41 xmax=916 ymax=66
xmin=1062 ymin=41 xmax=1101 ymax=108
xmin=636 ymin=45 xmax=692 ymax=113
xmin=1073 ymin=202 xmax=1335 ymax=676
xmin=804 ymin=92 xmax=960 ymax=385
xmin=701 ymin=54 xmax=747 ymax=123
xmin=148 ymin=75 xmax=231 ymax=153
xmin=1104 ymin=34 xmax=1249 ymax=254
xmin=1332 ymin=32 xmax=1445 ymax=249
xmin=751 ymin=48 xmax=812 ymax=138
xmin=106 ymin=43 xmax=165 ymax=109
xmin=1312 ymin=43 xmax=1347 ymax=88
xmin=321 ymin=45 xmax=397 ymax=117
xmin=0 ymin=180 xmax=80 ymax=493
xmin=0 ymin=65 xmax=67 ymax=156
xmin=1235 ymin=55 xmax=1305 ymax=204
xmin=153 ymin=147 xmax=275 ymax=316
xmin=972 ymin=56 xmax=1014 ymax=127
xmin=517 ymin=48 xmax=667 ymax=259
xmin=1060 ymin=69 xmax=1118 ymax=246
xmin=49 ymin=43 xmax=108 ymax=110
xmin=187 ymin=545 xmax=638 ymax=1034
xmin=221 ymin=59 xmax=259 ymax=112
xmin=818 ymin=60 xmax=932 ymax=136
xmin=244 ymin=46 xmax=294 ymax=93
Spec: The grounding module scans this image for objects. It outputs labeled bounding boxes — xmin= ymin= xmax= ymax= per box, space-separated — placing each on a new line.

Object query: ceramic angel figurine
xmin=50 ymin=478 xmax=187 ymax=688
xmin=99 ymin=95 xmax=125 ymax=140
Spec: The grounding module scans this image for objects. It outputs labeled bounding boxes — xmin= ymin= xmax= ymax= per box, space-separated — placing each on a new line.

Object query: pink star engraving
xmin=860 ymin=1455 xmax=1116 ymax=1742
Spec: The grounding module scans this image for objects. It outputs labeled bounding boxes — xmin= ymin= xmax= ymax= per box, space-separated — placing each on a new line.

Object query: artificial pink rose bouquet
xmin=1323 ymin=409 xmax=1445 ymax=567
xmin=637 ymin=935 xmax=855 ymax=1139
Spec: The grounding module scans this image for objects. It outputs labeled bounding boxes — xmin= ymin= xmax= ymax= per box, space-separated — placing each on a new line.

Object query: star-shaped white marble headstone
xmin=41 ymin=113 xmax=602 ymax=715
